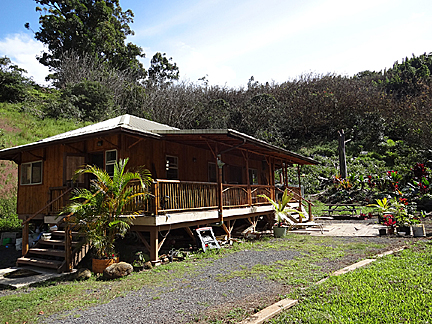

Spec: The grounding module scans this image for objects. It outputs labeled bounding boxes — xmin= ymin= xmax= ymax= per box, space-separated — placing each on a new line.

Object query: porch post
xmin=245 ymin=151 xmax=252 ymax=206
xmin=270 ymin=158 xmax=275 ymax=200
xmin=149 ymin=227 xmax=159 ymax=261
xmin=217 ymin=154 xmax=224 ymax=222
xmin=153 ymin=181 xmax=159 ymax=215
xmin=297 ymin=165 xmax=302 ymax=213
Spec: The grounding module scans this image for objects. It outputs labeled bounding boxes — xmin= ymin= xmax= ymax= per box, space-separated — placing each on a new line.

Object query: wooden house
xmin=0 ymin=114 xmax=318 ymax=272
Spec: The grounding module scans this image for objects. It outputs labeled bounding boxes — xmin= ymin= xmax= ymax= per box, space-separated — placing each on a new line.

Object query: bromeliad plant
xmin=62 ymin=158 xmax=152 ymax=259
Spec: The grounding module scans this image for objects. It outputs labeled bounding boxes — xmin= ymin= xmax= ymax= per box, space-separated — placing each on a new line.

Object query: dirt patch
xmin=0 ymin=117 xmax=21 ymax=133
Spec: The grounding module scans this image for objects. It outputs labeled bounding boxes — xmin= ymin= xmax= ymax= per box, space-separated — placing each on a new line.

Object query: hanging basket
xmin=92 ymin=257 xmax=119 ymax=273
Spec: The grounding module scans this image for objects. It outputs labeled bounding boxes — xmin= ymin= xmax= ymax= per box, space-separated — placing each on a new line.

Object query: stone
xmin=103 ymin=262 xmax=133 ymax=279
xmin=144 ymin=261 xmax=153 ymax=269
xmin=74 ymin=268 xmax=91 ymax=280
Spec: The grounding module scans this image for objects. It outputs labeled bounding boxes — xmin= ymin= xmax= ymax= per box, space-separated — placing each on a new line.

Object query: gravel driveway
xmin=40 ymin=234 xmax=407 ymax=324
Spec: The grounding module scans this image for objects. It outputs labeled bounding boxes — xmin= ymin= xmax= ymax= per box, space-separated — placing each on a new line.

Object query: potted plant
xmin=63 ymin=158 xmax=152 ymax=273
xmin=259 ymin=189 xmax=305 ymax=238
xmin=382 ymin=214 xmax=396 ymax=235
xmin=368 ymin=197 xmax=393 ymax=223
xmin=132 ymin=251 xmax=147 ymax=271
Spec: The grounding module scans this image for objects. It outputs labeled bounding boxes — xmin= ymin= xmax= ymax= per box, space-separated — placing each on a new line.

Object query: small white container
xmin=15 ymin=238 xmax=22 ymax=251
xmin=41 ymin=233 xmax=52 ymax=241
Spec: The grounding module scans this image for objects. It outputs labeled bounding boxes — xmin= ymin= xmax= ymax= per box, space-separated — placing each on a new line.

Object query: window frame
xmin=105 ymin=149 xmax=118 ymax=177
xmin=208 ymin=162 xmax=217 ymax=182
xmin=249 ymin=168 xmax=258 ymax=185
xmin=20 ymin=160 xmax=43 ymax=185
xmin=166 ymin=155 xmax=179 ymax=180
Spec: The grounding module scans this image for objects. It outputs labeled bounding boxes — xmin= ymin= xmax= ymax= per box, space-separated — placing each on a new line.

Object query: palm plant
xmin=62 ymin=158 xmax=152 ymax=259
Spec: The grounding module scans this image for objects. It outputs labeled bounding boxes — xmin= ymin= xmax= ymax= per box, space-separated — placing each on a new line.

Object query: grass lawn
xmin=0 ymin=235 xmax=423 ymax=324
xmin=271 ymin=240 xmax=432 ymax=324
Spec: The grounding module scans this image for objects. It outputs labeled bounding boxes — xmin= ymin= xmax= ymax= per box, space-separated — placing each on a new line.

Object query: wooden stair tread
xmin=51 ymin=230 xmax=84 ymax=236
xmin=17 ymin=257 xmax=63 ymax=269
xmin=38 ymin=239 xmax=79 ymax=246
xmin=28 ymin=248 xmax=65 ymax=257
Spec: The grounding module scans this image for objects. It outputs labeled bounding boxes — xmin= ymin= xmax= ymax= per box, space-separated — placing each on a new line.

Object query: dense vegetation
xmin=1 ymin=0 xmax=431 ymax=230
xmin=1 ymin=51 xmax=432 ymax=230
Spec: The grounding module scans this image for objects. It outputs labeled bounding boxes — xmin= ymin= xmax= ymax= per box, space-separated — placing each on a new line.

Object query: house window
xmin=105 ymin=150 xmax=117 ymax=177
xmin=166 ymin=155 xmax=178 ymax=179
xmin=21 ymin=161 xmax=43 ymax=185
xmin=208 ymin=162 xmax=217 ymax=182
xmin=249 ymin=169 xmax=258 ymax=185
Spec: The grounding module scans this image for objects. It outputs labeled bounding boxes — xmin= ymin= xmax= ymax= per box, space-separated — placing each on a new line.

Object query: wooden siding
xmin=17 ymin=131 xmax=275 ymax=217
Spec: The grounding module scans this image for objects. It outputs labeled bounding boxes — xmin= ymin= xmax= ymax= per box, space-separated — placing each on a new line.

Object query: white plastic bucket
xmin=15 ymin=238 xmax=22 ymax=251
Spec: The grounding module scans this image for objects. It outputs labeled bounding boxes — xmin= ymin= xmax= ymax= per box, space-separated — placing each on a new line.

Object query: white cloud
xmin=0 ymin=33 xmax=49 ymax=85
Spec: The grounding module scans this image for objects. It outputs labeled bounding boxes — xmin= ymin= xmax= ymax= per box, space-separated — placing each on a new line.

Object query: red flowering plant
xmin=412 ymin=163 xmax=430 ymax=195
xmin=390 ymin=197 xmax=419 ymax=227
xmin=383 ymin=214 xmax=396 ymax=231
xmin=366 ymin=175 xmax=376 ymax=189
xmin=386 ymin=170 xmax=402 ymax=194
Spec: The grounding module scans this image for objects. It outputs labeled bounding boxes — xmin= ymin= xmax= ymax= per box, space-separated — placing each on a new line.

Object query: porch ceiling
xmin=156 ymin=129 xmax=318 ymax=166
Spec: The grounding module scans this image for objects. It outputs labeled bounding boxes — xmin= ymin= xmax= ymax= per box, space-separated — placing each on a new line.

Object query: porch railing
xmin=46 ymin=180 xmax=309 ymax=216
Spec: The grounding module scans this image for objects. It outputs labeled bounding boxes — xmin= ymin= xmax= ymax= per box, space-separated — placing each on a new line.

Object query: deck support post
xmin=22 ymin=222 xmax=29 ymax=257
xmin=217 ymin=154 xmax=224 ymax=222
xmin=65 ymin=224 xmax=73 ymax=272
xmin=149 ymin=228 xmax=159 ymax=261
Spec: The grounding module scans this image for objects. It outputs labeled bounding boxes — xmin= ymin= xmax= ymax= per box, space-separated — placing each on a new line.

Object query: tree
xmin=63 ymin=158 xmax=152 ymax=259
xmin=27 ymin=0 xmax=146 ymax=80
xmin=0 ymin=57 xmax=31 ymax=102
xmin=148 ymin=52 xmax=179 ymax=86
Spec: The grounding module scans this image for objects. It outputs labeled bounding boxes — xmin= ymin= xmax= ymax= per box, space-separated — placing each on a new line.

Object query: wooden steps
xmin=17 ymin=227 xmax=89 ymax=273
xmin=37 ymin=239 xmax=79 ymax=247
xmin=16 ymin=257 xmax=63 ymax=269
xmin=27 ymin=248 xmax=66 ymax=257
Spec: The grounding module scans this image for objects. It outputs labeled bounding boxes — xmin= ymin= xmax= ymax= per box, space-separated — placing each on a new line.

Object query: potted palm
xmin=62 ymin=158 xmax=152 ymax=273
xmin=259 ymin=189 xmax=305 ymax=238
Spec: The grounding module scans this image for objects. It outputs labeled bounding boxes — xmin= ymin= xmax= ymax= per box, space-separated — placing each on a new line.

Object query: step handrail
xmin=21 ymin=187 xmax=74 ymax=256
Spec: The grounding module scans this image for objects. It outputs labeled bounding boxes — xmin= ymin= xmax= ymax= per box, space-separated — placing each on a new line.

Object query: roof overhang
xmin=156 ymin=129 xmax=318 ymax=166
xmin=0 ymin=126 xmax=161 ymax=162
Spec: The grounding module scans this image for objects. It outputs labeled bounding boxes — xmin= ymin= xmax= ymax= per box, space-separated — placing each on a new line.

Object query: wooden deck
xmin=26 ymin=180 xmax=310 ymax=267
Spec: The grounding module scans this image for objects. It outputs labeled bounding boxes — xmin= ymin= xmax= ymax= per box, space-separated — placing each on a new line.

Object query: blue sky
xmin=1 ymin=0 xmax=432 ymax=87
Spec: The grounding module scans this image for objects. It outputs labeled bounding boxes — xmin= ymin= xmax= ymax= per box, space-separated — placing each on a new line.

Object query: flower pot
xmin=397 ymin=226 xmax=412 ymax=236
xmin=92 ymin=257 xmax=119 ymax=273
xmin=133 ymin=265 xmax=144 ymax=272
xmin=412 ymin=224 xmax=426 ymax=237
xmin=379 ymin=228 xmax=387 ymax=236
xmin=273 ymin=226 xmax=287 ymax=238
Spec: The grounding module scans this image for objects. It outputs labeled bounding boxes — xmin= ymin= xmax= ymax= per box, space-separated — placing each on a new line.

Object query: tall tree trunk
xmin=338 ymin=130 xmax=347 ymax=179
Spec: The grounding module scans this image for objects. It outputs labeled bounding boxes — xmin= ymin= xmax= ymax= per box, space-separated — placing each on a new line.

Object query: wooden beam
xmin=65 ymin=143 xmax=85 ymax=154
xmin=221 ymin=223 xmax=230 ymax=236
xmin=135 ymin=231 xmax=151 ymax=252
xmin=128 ymin=138 xmax=145 ymax=149
xmin=158 ymin=232 xmax=168 ymax=251
xmin=184 ymin=227 xmax=195 ymax=240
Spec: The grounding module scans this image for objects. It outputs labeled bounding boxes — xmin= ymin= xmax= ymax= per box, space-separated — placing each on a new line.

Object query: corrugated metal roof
xmin=0 ymin=114 xmax=318 ymax=165
xmin=0 ymin=114 xmax=178 ymax=158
